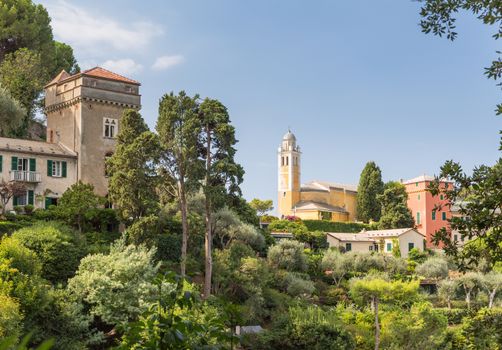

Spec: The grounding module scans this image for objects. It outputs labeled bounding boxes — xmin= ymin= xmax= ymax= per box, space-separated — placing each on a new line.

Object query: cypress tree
xmin=356 ymin=161 xmax=384 ymax=223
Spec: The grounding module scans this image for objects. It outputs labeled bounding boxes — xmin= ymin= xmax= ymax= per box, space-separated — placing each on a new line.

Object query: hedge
xmin=0 ymin=221 xmax=23 ymax=236
xmin=303 ymin=220 xmax=370 ymax=233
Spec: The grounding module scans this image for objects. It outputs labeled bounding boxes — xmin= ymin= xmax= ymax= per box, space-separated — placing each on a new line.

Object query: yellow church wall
xmin=344 ymin=192 xmax=358 ymax=221
xmin=328 ymin=190 xmax=346 ymax=208
xmin=295 ymin=210 xmax=321 ymax=220
xmin=300 ymin=191 xmax=329 ymax=203
xmin=331 ymin=212 xmax=349 ymax=222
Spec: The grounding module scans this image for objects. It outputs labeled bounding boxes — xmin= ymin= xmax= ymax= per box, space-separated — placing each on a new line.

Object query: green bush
xmin=0 ymin=294 xmax=23 ymax=341
xmin=155 ymin=233 xmax=182 ymax=262
xmin=0 ymin=221 xmax=22 ymax=236
xmin=12 ymin=222 xmax=87 ymax=284
xmin=436 ymin=308 xmax=470 ymax=325
xmin=303 ymin=220 xmax=368 ymax=233
xmin=13 ymin=206 xmax=24 ymax=215
xmin=23 ymin=205 xmax=34 ymax=215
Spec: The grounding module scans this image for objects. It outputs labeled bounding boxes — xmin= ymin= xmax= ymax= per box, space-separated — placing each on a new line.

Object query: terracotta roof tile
xmin=81 ymin=67 xmax=140 ymax=85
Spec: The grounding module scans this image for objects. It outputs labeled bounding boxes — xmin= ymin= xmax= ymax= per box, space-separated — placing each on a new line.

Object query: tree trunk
xmin=447 ymin=299 xmax=451 ymax=310
xmin=465 ymin=290 xmax=471 ymax=309
xmin=203 ymin=124 xmax=212 ymax=299
xmin=179 ymin=177 xmax=188 ymax=278
xmin=374 ymin=296 xmax=380 ymax=350
xmin=489 ymin=290 xmax=496 ymax=308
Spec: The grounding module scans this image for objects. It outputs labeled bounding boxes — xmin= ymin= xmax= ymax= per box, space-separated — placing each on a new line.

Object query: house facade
xmin=402 ymin=175 xmax=452 ymax=248
xmin=327 ymin=228 xmax=425 ymax=258
xmin=0 ymin=67 xmax=141 ymax=210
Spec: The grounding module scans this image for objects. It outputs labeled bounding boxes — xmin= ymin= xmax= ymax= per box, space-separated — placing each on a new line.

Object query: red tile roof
xmin=82 ymin=67 xmax=140 ymax=85
xmin=44 ymin=70 xmax=72 ymax=87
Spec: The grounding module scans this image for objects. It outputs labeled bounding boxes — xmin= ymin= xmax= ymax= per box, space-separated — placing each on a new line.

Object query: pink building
xmin=402 ymin=175 xmax=452 ymax=249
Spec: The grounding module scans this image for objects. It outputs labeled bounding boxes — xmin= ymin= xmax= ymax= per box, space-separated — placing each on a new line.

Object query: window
xmin=415 ymin=182 xmax=418 ymax=187
xmin=369 ymin=245 xmax=373 ymax=251
xmin=442 ymin=212 xmax=447 ymax=220
xmin=281 ymin=157 xmax=284 ymax=166
xmin=13 ymin=190 xmax=34 ymax=206
xmin=440 ymin=194 xmax=444 ymax=200
xmin=283 ymin=192 xmax=286 ymax=198
xmin=286 ymin=156 xmax=289 ymax=166
xmin=432 ymin=210 xmax=436 ymax=220
xmin=17 ymin=158 xmax=28 ymax=171
xmin=103 ymin=118 xmax=118 ymax=138
xmin=0 ymin=155 xmax=2 ymax=173
xmin=453 ymin=234 xmax=458 ymax=242
xmin=408 ymin=242 xmax=414 ymax=252
xmin=418 ymin=194 xmax=420 ymax=200
xmin=47 ymin=160 xmax=67 ymax=178
xmin=345 ymin=243 xmax=352 ymax=252
xmin=416 ymin=212 xmax=421 ymax=225
xmin=444 ymin=183 xmax=448 ymax=189
xmin=386 ymin=242 xmax=392 ymax=252
xmin=52 ymin=161 xmax=62 ymax=177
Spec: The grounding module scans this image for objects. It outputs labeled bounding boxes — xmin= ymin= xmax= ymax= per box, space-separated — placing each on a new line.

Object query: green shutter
xmin=0 ymin=155 xmax=2 ymax=172
xmin=62 ymin=161 xmax=67 ymax=178
xmin=47 ymin=160 xmax=53 ymax=176
xmin=13 ymin=196 xmax=18 ymax=206
xmin=28 ymin=190 xmax=34 ymax=205
xmin=29 ymin=158 xmax=36 ymax=172
xmin=11 ymin=156 xmax=17 ymax=171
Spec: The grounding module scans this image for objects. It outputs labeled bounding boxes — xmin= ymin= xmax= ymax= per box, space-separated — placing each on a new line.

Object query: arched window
xmin=103 ymin=118 xmax=118 ymax=138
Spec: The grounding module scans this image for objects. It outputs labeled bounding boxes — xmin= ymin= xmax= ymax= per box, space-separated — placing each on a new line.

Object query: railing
xmin=9 ymin=170 xmax=41 ymax=183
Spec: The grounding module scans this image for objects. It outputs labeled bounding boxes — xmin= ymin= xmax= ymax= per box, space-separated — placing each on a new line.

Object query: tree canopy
xmin=357 ymin=161 xmax=384 ymax=223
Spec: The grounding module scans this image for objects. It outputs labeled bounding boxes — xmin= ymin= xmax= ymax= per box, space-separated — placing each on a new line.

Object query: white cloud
xmin=152 ymin=55 xmax=184 ymax=70
xmin=102 ymin=59 xmax=143 ymax=75
xmin=44 ymin=0 xmax=163 ymax=52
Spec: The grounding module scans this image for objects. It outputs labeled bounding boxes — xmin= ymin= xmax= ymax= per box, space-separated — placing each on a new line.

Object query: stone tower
xmin=44 ymin=67 xmax=141 ymax=196
xmin=277 ymin=130 xmax=301 ymax=217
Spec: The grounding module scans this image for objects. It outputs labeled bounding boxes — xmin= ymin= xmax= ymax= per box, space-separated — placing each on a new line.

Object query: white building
xmin=327 ymin=228 xmax=425 ymax=258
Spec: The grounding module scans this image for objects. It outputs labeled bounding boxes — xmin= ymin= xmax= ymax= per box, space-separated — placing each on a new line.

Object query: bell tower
xmin=278 ymin=130 xmax=301 ymax=218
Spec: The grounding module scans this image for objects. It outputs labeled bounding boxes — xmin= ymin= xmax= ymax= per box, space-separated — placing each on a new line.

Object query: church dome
xmin=283 ymin=130 xmax=296 ymax=141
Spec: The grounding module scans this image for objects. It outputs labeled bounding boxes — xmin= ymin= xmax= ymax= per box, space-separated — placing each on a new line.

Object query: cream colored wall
xmin=327 ymin=236 xmax=373 ymax=252
xmin=331 ymin=212 xmax=349 ymax=222
xmin=0 ymin=151 xmax=77 ymax=210
xmin=398 ymin=231 xmax=425 ymax=258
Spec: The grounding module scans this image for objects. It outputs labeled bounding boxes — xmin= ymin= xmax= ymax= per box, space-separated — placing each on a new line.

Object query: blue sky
xmin=39 ymin=0 xmax=501 ymax=212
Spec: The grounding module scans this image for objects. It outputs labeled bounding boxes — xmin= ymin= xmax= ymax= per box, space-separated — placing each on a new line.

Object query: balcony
xmin=10 ymin=170 xmax=41 ymax=183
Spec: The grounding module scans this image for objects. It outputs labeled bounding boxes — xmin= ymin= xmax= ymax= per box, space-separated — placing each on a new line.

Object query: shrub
xmin=12 ymin=222 xmax=87 ymax=284
xmin=416 ymin=257 xmax=449 ymax=280
xmin=13 ymin=206 xmax=24 ymax=214
xmin=322 ymin=286 xmax=350 ymax=306
xmin=23 ymin=205 xmax=34 ymax=215
xmin=67 ymin=239 xmax=159 ymax=325
xmin=285 ymin=273 xmax=315 ymax=297
xmin=268 ymin=240 xmax=307 ymax=272
xmin=155 ymin=233 xmax=182 ymax=262
xmin=435 ymin=308 xmax=470 ymax=325
xmin=0 ymin=221 xmax=22 ymax=236
xmin=0 ymin=294 xmax=23 ymax=341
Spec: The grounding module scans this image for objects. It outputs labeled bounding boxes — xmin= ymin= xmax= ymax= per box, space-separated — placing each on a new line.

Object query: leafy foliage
xmin=57 ymin=182 xmax=103 ymax=232
xmin=356 ymin=161 xmax=384 ymax=223
xmin=108 ymin=109 xmax=160 ymax=224
xmin=267 ymin=240 xmax=307 ymax=272
xmin=11 ymin=222 xmax=86 ymax=284
xmin=67 ymin=239 xmax=159 ymax=326
xmin=377 ymin=181 xmax=414 ymax=229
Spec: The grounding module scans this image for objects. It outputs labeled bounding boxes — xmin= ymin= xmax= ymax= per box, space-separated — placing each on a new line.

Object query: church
xmin=277 ymin=131 xmax=358 ymax=222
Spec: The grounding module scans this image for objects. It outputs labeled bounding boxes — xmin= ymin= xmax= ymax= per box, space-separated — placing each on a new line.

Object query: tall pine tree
xmin=356 ymin=161 xmax=384 ymax=223
xmin=199 ymin=98 xmax=244 ymax=298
